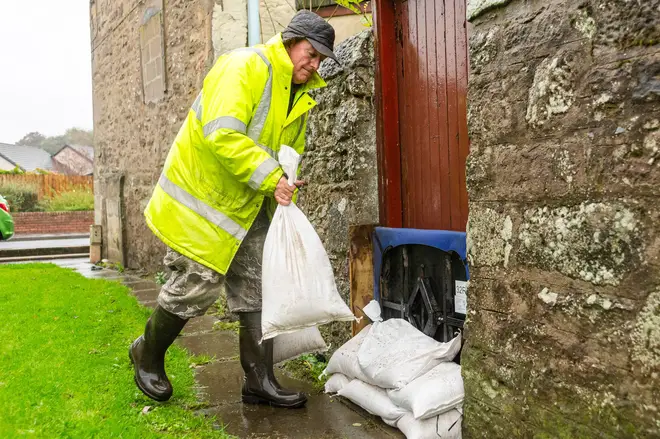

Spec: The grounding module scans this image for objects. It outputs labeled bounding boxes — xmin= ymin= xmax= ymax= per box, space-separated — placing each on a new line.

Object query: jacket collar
xmin=264 ymin=33 xmax=326 ymax=92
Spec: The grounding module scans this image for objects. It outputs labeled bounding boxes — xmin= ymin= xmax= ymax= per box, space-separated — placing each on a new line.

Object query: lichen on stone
xmin=526 ymin=55 xmax=575 ymax=127
xmin=572 ymin=8 xmax=597 ymax=40
xmin=466 ymin=0 xmax=512 ymax=22
xmin=632 ymin=288 xmax=660 ymax=372
xmin=469 ymin=26 xmax=500 ymax=73
xmin=467 ymin=208 xmax=514 ymax=267
xmin=518 ymin=202 xmax=643 ymax=285
xmin=538 ymin=287 xmax=558 ymax=306
xmin=552 ymin=149 xmax=576 ymax=184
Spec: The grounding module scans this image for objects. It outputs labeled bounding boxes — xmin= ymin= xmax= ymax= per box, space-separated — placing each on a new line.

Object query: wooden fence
xmin=0 ymin=174 xmax=93 ymax=200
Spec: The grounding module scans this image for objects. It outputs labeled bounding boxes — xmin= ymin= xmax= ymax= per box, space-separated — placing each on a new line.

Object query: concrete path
xmin=20 ymin=257 xmax=403 ymax=439
xmin=0 ymin=237 xmax=89 ymax=250
xmin=0 ymin=235 xmax=90 ymax=262
xmin=9 ymin=233 xmax=90 ymax=241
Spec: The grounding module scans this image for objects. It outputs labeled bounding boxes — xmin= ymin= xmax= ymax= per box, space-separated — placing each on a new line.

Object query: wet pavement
xmin=14 ymin=257 xmax=403 ymax=439
xmin=0 ymin=237 xmax=89 ymax=250
xmin=0 ymin=235 xmax=90 ymax=261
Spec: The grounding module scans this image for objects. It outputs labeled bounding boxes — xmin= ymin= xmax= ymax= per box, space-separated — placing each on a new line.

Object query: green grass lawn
xmin=0 ymin=264 xmax=233 ymax=438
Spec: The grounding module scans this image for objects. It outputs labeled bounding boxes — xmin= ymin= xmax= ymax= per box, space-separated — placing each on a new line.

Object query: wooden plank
xmin=445 ymin=0 xmax=462 ymax=231
xmin=349 ymin=224 xmax=376 ymax=336
xmin=436 ymin=0 xmax=452 ymax=230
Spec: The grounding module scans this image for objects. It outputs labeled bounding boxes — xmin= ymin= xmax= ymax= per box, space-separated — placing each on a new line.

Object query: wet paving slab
xmin=0 ymin=237 xmax=89 ymax=250
xmin=204 ymin=390 xmax=403 ymax=439
xmin=178 ymin=330 xmax=240 ymax=361
xmin=195 ymin=359 xmax=246 ymax=406
xmin=195 ymin=359 xmax=322 ymax=407
xmin=122 ymin=279 xmax=161 ymax=291
xmin=183 ymin=315 xmax=220 ymax=336
xmin=132 ymin=287 xmax=161 ymax=304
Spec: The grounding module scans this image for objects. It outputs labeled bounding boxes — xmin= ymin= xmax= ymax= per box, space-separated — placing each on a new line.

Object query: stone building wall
xmin=91 ymin=0 xmax=216 ymax=269
xmin=299 ymin=30 xmax=378 ymax=348
xmin=463 ymin=0 xmax=659 ymax=437
xmin=259 ymin=0 xmax=294 ymax=42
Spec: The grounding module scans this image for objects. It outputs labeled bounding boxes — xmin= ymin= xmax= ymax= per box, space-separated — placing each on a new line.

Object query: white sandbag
xmin=323 ymin=324 xmax=375 ymax=384
xmin=324 ymin=373 xmax=350 ymax=394
xmin=273 ymin=326 xmax=328 ymax=365
xmin=261 ymin=145 xmax=355 ymax=341
xmin=362 ymin=300 xmax=383 ymax=322
xmin=358 ymin=318 xmax=462 ymax=389
xmin=387 ymin=362 xmax=464 ymax=419
xmin=338 ymin=379 xmax=407 ymax=426
xmin=397 ymin=410 xmax=463 ymax=439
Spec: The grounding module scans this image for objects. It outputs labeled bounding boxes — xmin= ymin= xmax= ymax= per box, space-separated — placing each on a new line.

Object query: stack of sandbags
xmin=323 ymin=302 xmax=464 ymax=439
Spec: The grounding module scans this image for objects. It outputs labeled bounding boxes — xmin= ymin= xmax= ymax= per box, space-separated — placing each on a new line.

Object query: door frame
xmin=373 ymin=0 xmax=403 ymax=228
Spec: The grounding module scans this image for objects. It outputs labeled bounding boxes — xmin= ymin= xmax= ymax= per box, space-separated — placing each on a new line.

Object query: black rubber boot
xmin=129 ymin=305 xmax=188 ymax=402
xmin=239 ymin=312 xmax=307 ymax=408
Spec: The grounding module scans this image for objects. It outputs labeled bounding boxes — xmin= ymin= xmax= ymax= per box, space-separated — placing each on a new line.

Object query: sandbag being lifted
xmin=261 ymin=145 xmax=355 ymax=341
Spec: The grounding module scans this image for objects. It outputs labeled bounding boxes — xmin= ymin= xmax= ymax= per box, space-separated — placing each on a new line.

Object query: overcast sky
xmin=0 ymin=1 xmax=92 ymax=144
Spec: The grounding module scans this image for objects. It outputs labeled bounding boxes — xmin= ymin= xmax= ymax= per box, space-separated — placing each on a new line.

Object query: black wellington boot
xmin=129 ymin=305 xmax=188 ymax=401
xmin=239 ymin=312 xmax=307 ymax=408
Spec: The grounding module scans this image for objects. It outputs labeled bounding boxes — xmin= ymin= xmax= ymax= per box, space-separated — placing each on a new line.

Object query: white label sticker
xmin=454 ymin=280 xmax=468 ymax=314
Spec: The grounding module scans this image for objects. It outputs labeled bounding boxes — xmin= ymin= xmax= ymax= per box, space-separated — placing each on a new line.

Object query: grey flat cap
xmin=282 ymin=10 xmax=338 ymax=63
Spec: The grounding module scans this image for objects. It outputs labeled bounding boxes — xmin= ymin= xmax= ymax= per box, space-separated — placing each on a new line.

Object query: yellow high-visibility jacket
xmin=144 ymin=33 xmax=326 ymax=274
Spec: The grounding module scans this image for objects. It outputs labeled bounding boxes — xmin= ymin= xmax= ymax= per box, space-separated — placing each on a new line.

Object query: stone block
xmin=212 ymin=0 xmax=247 ymax=59
xmin=466 ymin=0 xmax=512 ymax=22
xmin=517 ymin=202 xmax=645 ymax=286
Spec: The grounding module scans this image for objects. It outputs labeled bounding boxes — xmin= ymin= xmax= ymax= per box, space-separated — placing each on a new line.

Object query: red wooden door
xmin=376 ymin=0 xmax=469 ymax=231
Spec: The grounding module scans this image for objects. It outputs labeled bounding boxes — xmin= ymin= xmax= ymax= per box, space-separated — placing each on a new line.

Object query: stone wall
xmin=259 ymin=0 xmax=294 ymax=42
xmin=299 ymin=30 xmax=378 ymax=348
xmin=91 ymin=0 xmax=215 ymax=269
xmin=463 ymin=0 xmax=660 ymax=437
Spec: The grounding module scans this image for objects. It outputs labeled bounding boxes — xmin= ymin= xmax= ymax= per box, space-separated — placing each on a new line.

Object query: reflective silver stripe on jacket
xmin=191 ymin=92 xmax=202 ymax=122
xmin=203 ymin=116 xmax=247 ymax=137
xmin=256 ymin=142 xmax=276 ymax=159
xmin=240 ymin=48 xmax=273 ymax=144
xmin=158 ymin=174 xmax=248 ymax=241
xmin=248 ymin=157 xmax=280 ymax=191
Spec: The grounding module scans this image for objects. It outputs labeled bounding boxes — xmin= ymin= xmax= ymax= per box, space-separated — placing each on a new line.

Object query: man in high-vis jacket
xmin=129 ymin=10 xmax=337 ymax=408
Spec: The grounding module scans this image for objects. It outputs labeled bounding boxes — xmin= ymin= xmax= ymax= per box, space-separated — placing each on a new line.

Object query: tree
xmin=16 ymin=132 xmax=46 ymax=146
xmin=14 ymin=128 xmax=93 ymax=155
xmin=64 ymin=128 xmax=94 ymax=147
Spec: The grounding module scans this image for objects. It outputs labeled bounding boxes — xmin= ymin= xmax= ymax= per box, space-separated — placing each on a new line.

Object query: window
xmin=140 ymin=3 xmax=166 ymax=103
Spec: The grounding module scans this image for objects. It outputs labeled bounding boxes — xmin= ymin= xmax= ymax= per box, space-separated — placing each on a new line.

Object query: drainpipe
xmin=247 ymin=0 xmax=261 ymax=46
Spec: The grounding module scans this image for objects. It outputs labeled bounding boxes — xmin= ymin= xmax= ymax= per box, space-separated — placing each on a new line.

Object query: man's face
xmin=288 ymin=39 xmax=325 ymax=84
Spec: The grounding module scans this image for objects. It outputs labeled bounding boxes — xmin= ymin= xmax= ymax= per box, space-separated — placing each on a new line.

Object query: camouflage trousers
xmin=156 ymin=208 xmax=269 ymax=319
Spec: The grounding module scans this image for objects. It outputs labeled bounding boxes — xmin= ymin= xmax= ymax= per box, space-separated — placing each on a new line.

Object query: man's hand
xmin=274 ymin=176 xmax=305 ymax=206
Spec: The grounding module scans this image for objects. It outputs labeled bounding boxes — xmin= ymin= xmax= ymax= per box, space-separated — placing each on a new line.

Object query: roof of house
xmin=54 ymin=144 xmax=94 ymax=161
xmin=51 ymin=144 xmax=94 ymax=176
xmin=70 ymin=144 xmax=94 ymax=161
xmin=0 ymin=143 xmax=53 ymax=171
